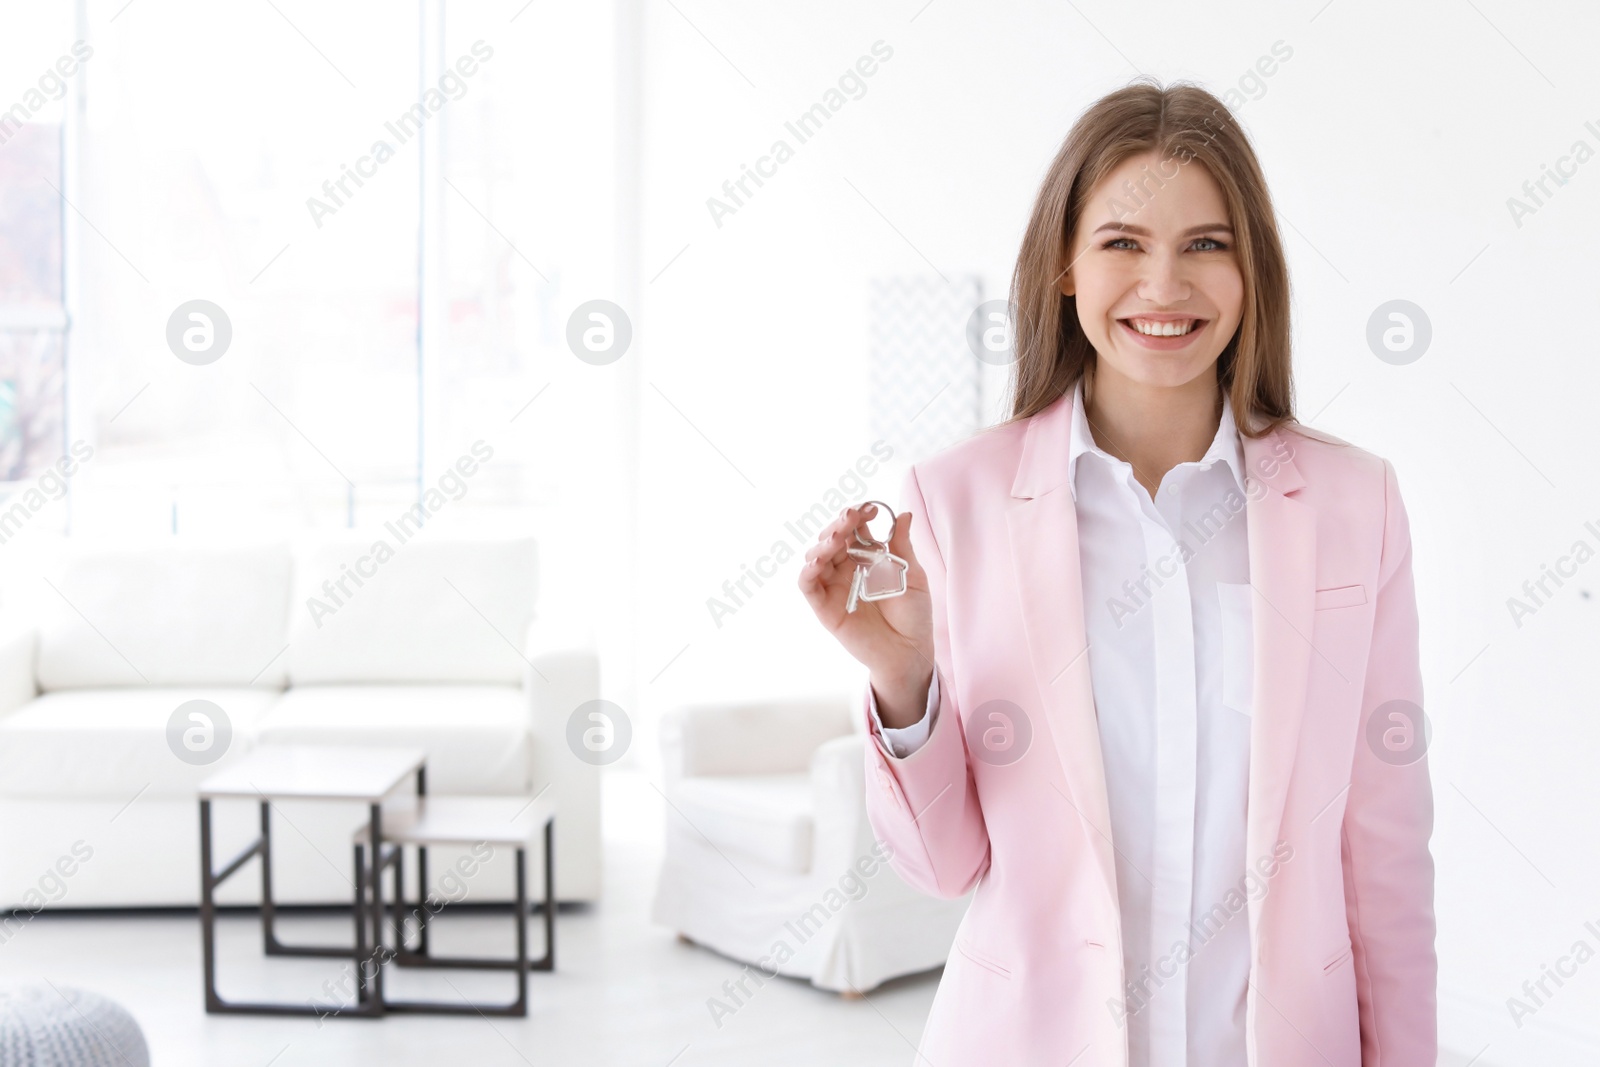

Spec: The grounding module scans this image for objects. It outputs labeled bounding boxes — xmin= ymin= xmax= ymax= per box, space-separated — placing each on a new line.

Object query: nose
xmin=1137 ymin=248 xmax=1191 ymax=305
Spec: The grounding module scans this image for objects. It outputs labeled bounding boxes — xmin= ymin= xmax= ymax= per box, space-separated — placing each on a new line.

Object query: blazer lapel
xmin=1006 ymin=389 xmax=1120 ymax=915
xmin=1239 ymin=428 xmax=1315 ymax=947
xmin=1003 ymin=387 xmax=1318 ymax=938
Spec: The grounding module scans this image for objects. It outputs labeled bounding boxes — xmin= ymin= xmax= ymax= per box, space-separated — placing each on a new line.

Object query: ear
xmin=1057 ymin=253 xmax=1075 ymax=297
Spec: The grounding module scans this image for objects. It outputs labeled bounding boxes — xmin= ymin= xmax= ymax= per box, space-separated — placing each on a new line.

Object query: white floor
xmin=2 ymin=769 xmax=1500 ymax=1067
xmin=0 ymin=770 xmax=941 ymax=1067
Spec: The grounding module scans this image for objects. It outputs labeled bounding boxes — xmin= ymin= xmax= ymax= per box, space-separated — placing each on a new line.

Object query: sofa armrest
xmin=522 ymin=633 xmax=602 ymax=901
xmin=659 ymin=698 xmax=853 ymax=781
xmin=0 ymin=623 xmax=37 ymax=721
xmin=523 ymin=642 xmax=600 ymax=729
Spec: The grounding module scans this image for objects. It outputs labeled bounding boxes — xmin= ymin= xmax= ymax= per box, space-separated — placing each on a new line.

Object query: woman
xmin=798 ymin=80 xmax=1436 ymax=1066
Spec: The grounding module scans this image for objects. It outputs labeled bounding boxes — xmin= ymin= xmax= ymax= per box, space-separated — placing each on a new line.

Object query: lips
xmin=1114 ymin=316 xmax=1210 ymax=350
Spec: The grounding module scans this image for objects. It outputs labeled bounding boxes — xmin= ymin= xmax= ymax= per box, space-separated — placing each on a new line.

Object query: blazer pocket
xmin=1322 ymin=943 xmax=1353 ymax=974
xmin=954 ymin=937 xmax=1012 ymax=980
xmin=1314 ymin=583 xmax=1367 ymax=610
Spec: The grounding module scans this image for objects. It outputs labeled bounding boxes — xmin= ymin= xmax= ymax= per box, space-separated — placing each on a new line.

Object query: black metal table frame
xmin=360 ymin=817 xmax=555 ymax=1017
xmin=198 ymin=766 xmax=427 ymax=1017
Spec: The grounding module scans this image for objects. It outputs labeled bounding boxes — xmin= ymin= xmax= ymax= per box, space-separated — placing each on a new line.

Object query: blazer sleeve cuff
xmin=869 ymin=670 xmax=941 ymax=759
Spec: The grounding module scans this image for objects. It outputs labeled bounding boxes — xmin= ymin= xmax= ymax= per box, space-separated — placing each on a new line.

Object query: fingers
xmin=798 ymin=537 xmax=852 ymax=604
xmin=799 ymin=501 xmax=912 ymax=613
xmin=802 ymin=544 xmax=850 ymax=575
xmin=803 ymin=532 xmax=845 ymax=566
xmin=804 ymin=503 xmax=873 ymax=565
xmin=801 ymin=501 xmax=915 ymax=588
xmin=799 ymin=504 xmax=877 ymax=609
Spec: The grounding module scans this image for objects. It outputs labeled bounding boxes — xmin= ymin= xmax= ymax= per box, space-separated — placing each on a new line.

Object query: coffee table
xmin=196 ymin=744 xmax=426 ymax=1016
xmin=356 ymin=795 xmax=556 ymax=1017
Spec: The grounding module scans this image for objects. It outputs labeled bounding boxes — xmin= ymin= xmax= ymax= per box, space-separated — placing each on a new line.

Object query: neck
xmin=1082 ymin=363 xmax=1224 ymax=498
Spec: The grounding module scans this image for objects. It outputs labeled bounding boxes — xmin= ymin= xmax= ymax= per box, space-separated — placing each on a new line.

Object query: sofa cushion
xmin=286 ymin=535 xmax=537 ymax=685
xmin=253 ymin=684 xmax=530 ymax=794
xmin=0 ymin=688 xmax=282 ymax=799
xmin=28 ymin=540 xmax=292 ymax=690
xmin=669 ymin=774 xmax=814 ymax=874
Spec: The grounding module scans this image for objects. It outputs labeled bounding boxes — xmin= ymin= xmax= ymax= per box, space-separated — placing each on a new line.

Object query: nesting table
xmin=356 ymin=795 xmax=555 ymax=1016
xmin=196 ymin=744 xmax=555 ymax=1018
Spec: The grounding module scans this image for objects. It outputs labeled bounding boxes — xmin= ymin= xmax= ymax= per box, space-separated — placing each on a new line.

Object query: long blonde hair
xmin=1003 ymin=77 xmax=1295 ymax=439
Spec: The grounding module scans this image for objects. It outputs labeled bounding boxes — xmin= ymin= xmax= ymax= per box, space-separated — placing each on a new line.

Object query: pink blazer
xmin=863 ymin=386 xmax=1437 ymax=1066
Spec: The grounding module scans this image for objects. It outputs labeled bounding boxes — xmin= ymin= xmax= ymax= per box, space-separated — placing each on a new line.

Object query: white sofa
xmin=651 ymin=697 xmax=970 ymax=993
xmin=0 ymin=532 xmax=601 ymax=908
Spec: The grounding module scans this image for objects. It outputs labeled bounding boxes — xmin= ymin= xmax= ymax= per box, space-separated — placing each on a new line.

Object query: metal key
xmin=845 ymin=500 xmax=908 ymax=613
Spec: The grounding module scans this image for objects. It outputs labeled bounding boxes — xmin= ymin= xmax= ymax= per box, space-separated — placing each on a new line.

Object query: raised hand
xmin=798 ymin=502 xmax=935 ymax=728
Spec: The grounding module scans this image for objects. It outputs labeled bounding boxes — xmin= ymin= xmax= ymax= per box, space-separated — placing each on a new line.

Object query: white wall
xmin=634 ymin=0 xmax=1600 ymax=1060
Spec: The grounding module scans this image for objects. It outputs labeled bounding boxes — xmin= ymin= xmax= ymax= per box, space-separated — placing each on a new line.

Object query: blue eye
xmin=1101 ymin=236 xmax=1229 ymax=252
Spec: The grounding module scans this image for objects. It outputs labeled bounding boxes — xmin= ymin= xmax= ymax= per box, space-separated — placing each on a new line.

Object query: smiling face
xmin=1060 ymin=150 xmax=1245 ymax=395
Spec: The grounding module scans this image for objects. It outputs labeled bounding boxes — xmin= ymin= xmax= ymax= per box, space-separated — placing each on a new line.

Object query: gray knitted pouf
xmin=0 ymin=985 xmax=149 ymax=1067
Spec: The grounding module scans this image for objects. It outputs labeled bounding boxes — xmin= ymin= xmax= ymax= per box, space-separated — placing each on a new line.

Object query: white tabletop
xmin=199 ymin=745 xmax=426 ymax=802
xmin=354 ymin=795 xmax=553 ymax=847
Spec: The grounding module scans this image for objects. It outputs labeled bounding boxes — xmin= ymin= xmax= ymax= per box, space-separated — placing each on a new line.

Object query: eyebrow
xmin=1092 ymin=222 xmax=1234 ymax=237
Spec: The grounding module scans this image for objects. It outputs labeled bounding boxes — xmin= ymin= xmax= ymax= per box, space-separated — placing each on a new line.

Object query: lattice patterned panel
xmin=868 ymin=274 xmax=983 ymax=464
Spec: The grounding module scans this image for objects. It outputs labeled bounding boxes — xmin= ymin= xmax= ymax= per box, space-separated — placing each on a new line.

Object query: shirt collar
xmin=1066 ymin=376 xmax=1247 ymax=502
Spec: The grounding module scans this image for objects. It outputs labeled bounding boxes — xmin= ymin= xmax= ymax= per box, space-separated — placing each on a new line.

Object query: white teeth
xmin=1126 ymin=318 xmax=1198 ymax=337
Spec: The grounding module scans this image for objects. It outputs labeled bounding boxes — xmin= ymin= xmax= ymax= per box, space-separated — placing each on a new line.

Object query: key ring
xmin=845 ymin=500 xmax=908 ymax=613
xmin=851 ymin=500 xmax=897 ymax=550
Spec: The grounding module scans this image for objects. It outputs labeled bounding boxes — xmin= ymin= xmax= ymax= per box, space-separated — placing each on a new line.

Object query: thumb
xmin=888 ymin=509 xmax=918 ymax=566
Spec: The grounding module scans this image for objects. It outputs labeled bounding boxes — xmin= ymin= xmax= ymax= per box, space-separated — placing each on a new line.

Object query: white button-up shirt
xmin=869 ymin=376 xmax=1255 ymax=1067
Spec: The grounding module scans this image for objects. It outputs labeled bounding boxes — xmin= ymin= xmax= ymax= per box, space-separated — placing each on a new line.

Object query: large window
xmin=1 ymin=0 xmax=618 ymax=539
xmin=0 ymin=5 xmax=71 ymax=490
xmin=72 ymin=0 xmax=422 ymax=534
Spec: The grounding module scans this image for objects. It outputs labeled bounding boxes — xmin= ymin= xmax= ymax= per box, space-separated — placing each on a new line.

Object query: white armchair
xmin=651 ymin=696 xmax=969 ymax=993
